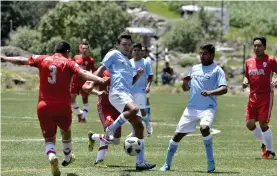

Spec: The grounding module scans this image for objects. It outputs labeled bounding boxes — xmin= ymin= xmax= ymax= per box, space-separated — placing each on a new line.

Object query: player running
xmin=0 ymin=41 xmax=107 ymax=176
xmin=71 ymin=42 xmax=96 ymax=122
xmin=243 ymin=37 xmax=277 ymax=159
xmin=160 ymin=44 xmax=228 ymax=172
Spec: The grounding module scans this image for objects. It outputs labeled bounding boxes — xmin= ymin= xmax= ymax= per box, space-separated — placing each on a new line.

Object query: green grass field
xmin=1 ymin=91 xmax=277 ymax=176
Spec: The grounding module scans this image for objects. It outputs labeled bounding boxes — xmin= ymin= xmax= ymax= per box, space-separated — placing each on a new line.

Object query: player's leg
xmin=71 ymin=93 xmax=83 ymax=122
xmin=199 ymin=109 xmax=216 ymax=172
xmin=145 ymin=94 xmax=151 ymax=121
xmin=56 ymin=107 xmax=75 ymax=167
xmin=258 ymin=93 xmax=275 ymax=159
xmin=37 ymin=101 xmax=60 ymax=176
xmin=81 ymin=92 xmax=89 ymax=122
xmin=160 ymin=108 xmax=196 ymax=171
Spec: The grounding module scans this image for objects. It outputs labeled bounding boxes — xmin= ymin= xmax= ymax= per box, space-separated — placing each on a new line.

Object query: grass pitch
xmin=1 ymin=91 xmax=277 ymax=176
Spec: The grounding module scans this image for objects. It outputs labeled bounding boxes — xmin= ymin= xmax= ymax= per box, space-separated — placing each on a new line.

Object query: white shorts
xmin=175 ymin=108 xmax=216 ymax=133
xmin=132 ymin=93 xmax=146 ymax=109
xmin=109 ymin=91 xmax=141 ymax=117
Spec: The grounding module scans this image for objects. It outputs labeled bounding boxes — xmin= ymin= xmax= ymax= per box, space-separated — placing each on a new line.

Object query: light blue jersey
xmin=130 ymin=58 xmax=153 ymax=94
xmin=101 ymin=50 xmax=133 ymax=93
xmin=187 ymin=63 xmax=227 ymax=110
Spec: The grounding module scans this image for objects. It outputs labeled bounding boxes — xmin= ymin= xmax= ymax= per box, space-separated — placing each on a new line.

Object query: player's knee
xmin=259 ymin=123 xmax=269 ymax=132
xmin=246 ymin=121 xmax=255 ymax=130
xmin=112 ymin=138 xmax=120 ymax=145
xmin=130 ymin=107 xmax=139 ymax=116
xmin=200 ymin=125 xmax=210 ymax=134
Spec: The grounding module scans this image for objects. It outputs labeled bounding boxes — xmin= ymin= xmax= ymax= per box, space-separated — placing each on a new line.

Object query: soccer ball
xmin=124 ymin=137 xmax=142 ymax=156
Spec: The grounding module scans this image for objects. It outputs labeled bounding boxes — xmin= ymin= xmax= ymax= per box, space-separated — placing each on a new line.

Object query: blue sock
xmin=203 ymin=135 xmax=214 ymax=161
xmin=146 ymin=107 xmax=151 ymax=121
xmin=141 ymin=114 xmax=150 ymax=126
xmin=165 ymin=139 xmax=179 ymax=166
xmin=136 ymin=139 xmax=145 ymax=164
xmin=109 ymin=114 xmax=127 ymax=131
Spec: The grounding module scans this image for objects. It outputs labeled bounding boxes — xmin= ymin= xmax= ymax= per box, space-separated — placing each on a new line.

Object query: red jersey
xmin=98 ymin=70 xmax=111 ymax=106
xmin=28 ymin=53 xmax=80 ymax=105
xmin=72 ymin=54 xmax=96 ymax=84
xmin=245 ymin=55 xmax=277 ymax=94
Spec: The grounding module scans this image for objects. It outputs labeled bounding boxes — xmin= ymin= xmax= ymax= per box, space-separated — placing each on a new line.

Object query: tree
xmin=162 ymin=16 xmax=205 ymax=53
xmin=39 ymin=1 xmax=132 ymax=58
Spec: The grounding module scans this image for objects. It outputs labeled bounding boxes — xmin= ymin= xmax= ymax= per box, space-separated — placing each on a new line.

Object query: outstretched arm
xmin=0 ymin=55 xmax=29 ymax=65
xmin=201 ymin=86 xmax=228 ymax=96
xmin=78 ymin=69 xmax=108 ymax=84
xmin=94 ymin=65 xmax=107 ymax=77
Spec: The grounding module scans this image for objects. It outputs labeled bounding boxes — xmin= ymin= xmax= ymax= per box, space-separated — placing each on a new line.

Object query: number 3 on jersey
xmin=48 ymin=65 xmax=57 ymax=84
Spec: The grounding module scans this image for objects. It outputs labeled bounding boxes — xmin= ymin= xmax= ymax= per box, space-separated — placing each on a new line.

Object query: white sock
xmin=263 ymin=129 xmax=274 ymax=152
xmin=91 ymin=134 xmax=107 ymax=143
xmin=252 ymin=126 xmax=264 ymax=144
xmin=72 ymin=102 xmax=82 ymax=114
xmin=96 ymin=141 xmax=108 ymax=161
xmin=45 ymin=142 xmax=56 ymax=160
xmin=83 ymin=104 xmax=89 ymax=119
xmin=62 ymin=139 xmax=72 ymax=162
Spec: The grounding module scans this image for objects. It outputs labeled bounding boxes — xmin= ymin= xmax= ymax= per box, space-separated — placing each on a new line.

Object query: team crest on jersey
xmin=85 ymin=61 xmax=88 ymax=65
xmin=263 ymin=62 xmax=267 ymax=67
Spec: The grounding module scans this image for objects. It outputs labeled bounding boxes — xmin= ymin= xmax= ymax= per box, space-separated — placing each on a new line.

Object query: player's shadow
xmin=66 ymin=173 xmax=79 ymax=176
xmin=107 ymin=164 xmax=133 ymax=168
xmin=190 ymin=171 xmax=240 ymax=174
xmin=255 ymin=157 xmax=277 ymax=160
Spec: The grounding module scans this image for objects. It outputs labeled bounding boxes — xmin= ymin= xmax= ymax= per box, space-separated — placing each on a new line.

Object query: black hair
xmin=54 ymin=41 xmax=71 ymax=53
xmin=133 ymin=42 xmax=142 ymax=50
xmin=200 ymin=44 xmax=215 ymax=54
xmin=253 ymin=37 xmax=266 ymax=46
xmin=117 ymin=32 xmax=132 ymax=44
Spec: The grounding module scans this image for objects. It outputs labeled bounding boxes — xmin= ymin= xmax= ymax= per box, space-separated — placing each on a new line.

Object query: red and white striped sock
xmin=62 ymin=139 xmax=72 ymax=162
xmin=96 ymin=141 xmax=108 ymax=161
xmin=45 ymin=142 xmax=56 ymax=160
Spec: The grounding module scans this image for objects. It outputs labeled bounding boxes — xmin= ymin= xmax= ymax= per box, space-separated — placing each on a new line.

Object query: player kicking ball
xmin=160 ymin=44 xmax=228 ymax=172
xmin=243 ymin=37 xmax=277 ymax=159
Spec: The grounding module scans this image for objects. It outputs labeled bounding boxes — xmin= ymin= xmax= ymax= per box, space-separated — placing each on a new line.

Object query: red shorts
xmin=37 ymin=101 xmax=72 ymax=138
xmin=71 ymin=81 xmax=89 ymax=96
xmin=97 ymin=103 xmax=121 ymax=134
xmin=245 ymin=92 xmax=274 ymax=123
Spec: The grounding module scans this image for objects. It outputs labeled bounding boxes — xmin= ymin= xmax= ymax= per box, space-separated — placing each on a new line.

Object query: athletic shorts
xmin=132 ymin=93 xmax=146 ymax=109
xmin=109 ymin=91 xmax=141 ymax=117
xmin=37 ymin=101 xmax=72 ymax=138
xmin=245 ymin=92 xmax=274 ymax=123
xmin=71 ymin=81 xmax=89 ymax=96
xmin=175 ymin=108 xmax=216 ymax=133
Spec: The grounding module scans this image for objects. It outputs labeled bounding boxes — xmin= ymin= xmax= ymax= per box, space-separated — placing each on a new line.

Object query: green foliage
xmin=7 ymin=27 xmax=44 ymax=54
xmin=161 ymin=16 xmax=205 ymax=53
xmin=39 ymin=1 xmax=132 ymax=57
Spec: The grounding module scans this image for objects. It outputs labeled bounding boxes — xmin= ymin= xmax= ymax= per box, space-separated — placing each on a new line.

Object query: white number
xmin=48 ymin=65 xmax=57 ymax=84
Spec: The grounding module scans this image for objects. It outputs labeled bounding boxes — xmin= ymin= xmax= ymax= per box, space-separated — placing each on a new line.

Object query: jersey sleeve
xmin=145 ymin=59 xmax=153 ymax=76
xmin=270 ymin=57 xmax=277 ymax=73
xmin=67 ymin=60 xmax=81 ymax=74
xmin=28 ymin=55 xmax=47 ymax=67
xmin=101 ymin=51 xmax=114 ymax=70
xmin=217 ymin=67 xmax=228 ymax=87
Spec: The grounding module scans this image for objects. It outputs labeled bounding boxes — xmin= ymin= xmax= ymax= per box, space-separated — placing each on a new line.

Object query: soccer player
xmin=130 ymin=43 xmax=153 ymax=137
xmin=71 ymin=42 xmax=96 ymax=122
xmin=242 ymin=37 xmax=277 ymax=159
xmin=93 ymin=32 xmax=156 ymax=170
xmin=0 ymin=41 xmax=107 ymax=176
xmin=141 ymin=46 xmax=153 ymax=126
xmin=160 ymin=44 xmax=228 ymax=172
xmin=82 ymin=70 xmax=121 ymax=167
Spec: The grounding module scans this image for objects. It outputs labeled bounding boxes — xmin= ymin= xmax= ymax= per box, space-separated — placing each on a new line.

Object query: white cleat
xmin=105 ymin=127 xmax=115 ymax=141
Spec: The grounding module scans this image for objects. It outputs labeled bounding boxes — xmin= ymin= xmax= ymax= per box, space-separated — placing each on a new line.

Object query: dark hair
xmin=253 ymin=37 xmax=266 ymax=46
xmin=200 ymin=44 xmax=215 ymax=54
xmin=133 ymin=42 xmax=142 ymax=50
xmin=54 ymin=41 xmax=71 ymax=53
xmin=117 ymin=32 xmax=132 ymax=44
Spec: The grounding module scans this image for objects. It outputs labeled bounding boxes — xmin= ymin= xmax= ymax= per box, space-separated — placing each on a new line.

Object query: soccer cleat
xmin=105 ymin=127 xmax=115 ymax=141
xmin=261 ymin=143 xmax=267 ymax=157
xmin=136 ymin=161 xmax=156 ymax=171
xmin=62 ymin=153 xmax=76 ymax=167
xmin=207 ymin=160 xmax=215 ymax=173
xmin=160 ymin=164 xmax=170 ymax=171
xmin=50 ymin=156 xmax=61 ymax=176
xmin=146 ymin=124 xmax=153 ymax=137
xmin=94 ymin=160 xmax=108 ymax=168
xmin=262 ymin=150 xmax=276 ymax=160
xmin=88 ymin=131 xmax=95 ymax=152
